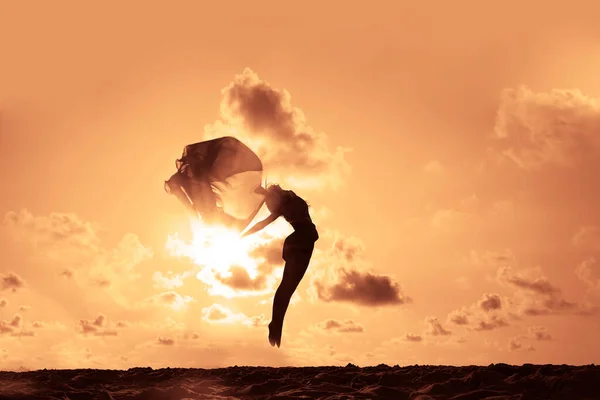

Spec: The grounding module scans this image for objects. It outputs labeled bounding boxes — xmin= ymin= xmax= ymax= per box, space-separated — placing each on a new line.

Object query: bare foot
xmin=268 ymin=322 xmax=282 ymax=348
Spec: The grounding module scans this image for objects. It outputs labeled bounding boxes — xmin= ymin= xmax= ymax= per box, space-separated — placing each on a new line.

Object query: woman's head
xmin=264 ymin=184 xmax=285 ymax=213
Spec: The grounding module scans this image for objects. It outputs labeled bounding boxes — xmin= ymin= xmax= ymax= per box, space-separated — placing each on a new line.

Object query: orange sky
xmin=2 ymin=0 xmax=600 ymax=370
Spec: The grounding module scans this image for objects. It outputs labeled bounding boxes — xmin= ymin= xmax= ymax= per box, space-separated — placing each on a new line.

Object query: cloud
xmin=86 ymin=233 xmax=153 ymax=288
xmin=184 ymin=237 xmax=287 ymax=297
xmin=1 ymin=272 xmax=25 ymax=292
xmin=508 ymin=337 xmax=522 ymax=351
xmin=164 ymin=223 xmax=286 ymax=300
xmin=78 ymin=314 xmax=118 ymax=336
xmin=426 ymin=316 xmax=451 ymax=336
xmin=250 ymin=238 xmax=285 ymax=274
xmin=466 ymin=249 xmax=514 ymax=269
xmin=314 ymin=269 xmax=409 ymax=307
xmin=448 ymin=309 xmax=469 ymax=326
xmin=249 ymin=314 xmax=269 ymax=328
xmin=497 ymin=267 xmax=598 ymax=317
xmin=472 ymin=315 xmax=509 ymax=331
xmin=572 ymin=226 xmax=600 ymax=251
xmin=3 ymin=209 xmax=100 ymax=262
xmin=216 ymin=266 xmax=268 ymax=291
xmin=146 ymin=291 xmax=195 ymax=312
xmin=404 ymin=333 xmax=423 ymax=342
xmin=0 ymin=314 xmax=35 ymax=337
xmin=478 ymin=293 xmax=503 ymax=312
xmin=498 ymin=266 xmax=596 ymax=316
xmin=11 ymin=331 xmax=35 ymax=338
xmin=157 ymin=337 xmax=175 ymax=346
xmin=497 ymin=266 xmax=560 ymax=296
xmin=200 ymin=303 xmax=263 ymax=327
xmin=575 ymin=257 xmax=600 ymax=291
xmin=0 ymin=315 xmax=23 ymax=335
xmin=317 ymin=319 xmax=364 ymax=333
xmin=447 ymin=292 xmax=510 ymax=332
xmin=493 ymin=85 xmax=600 ymax=170
xmin=423 ymin=160 xmax=445 ymax=174
xmin=152 ymin=271 xmax=191 ymax=290
xmin=528 ymin=326 xmax=552 ymax=341
xmin=311 ymin=236 xmax=411 ymax=307
xmin=60 ymin=269 xmax=73 ymax=279
xmin=3 ymin=210 xmax=153 ymax=307
xmin=203 ymin=68 xmax=351 ymax=189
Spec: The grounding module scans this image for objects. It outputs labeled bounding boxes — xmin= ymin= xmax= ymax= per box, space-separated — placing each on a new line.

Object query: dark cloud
xmin=157 ymin=337 xmax=175 ymax=346
xmin=508 ymin=338 xmax=522 ymax=351
xmin=205 ymin=68 xmax=350 ymax=188
xmin=315 ymin=268 xmax=410 ymax=307
xmin=404 ymin=333 xmax=423 ymax=342
xmin=0 ymin=299 xmax=7 ymax=308
xmin=478 ymin=293 xmax=502 ymax=312
xmin=1 ymin=272 xmax=25 ymax=292
xmin=317 ymin=319 xmax=364 ymax=333
xmin=312 ymin=237 xmax=411 ymax=307
xmin=426 ymin=316 xmax=451 ymax=336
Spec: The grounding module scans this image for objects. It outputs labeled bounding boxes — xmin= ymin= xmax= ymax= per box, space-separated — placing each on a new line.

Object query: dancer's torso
xmin=274 ymin=190 xmax=318 ymax=241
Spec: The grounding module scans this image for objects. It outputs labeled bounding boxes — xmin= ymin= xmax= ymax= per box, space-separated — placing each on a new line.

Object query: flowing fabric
xmin=165 ymin=136 xmax=264 ymax=230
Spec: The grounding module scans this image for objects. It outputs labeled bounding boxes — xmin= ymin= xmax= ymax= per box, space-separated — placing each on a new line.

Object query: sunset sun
xmin=165 ymin=216 xmax=286 ymax=298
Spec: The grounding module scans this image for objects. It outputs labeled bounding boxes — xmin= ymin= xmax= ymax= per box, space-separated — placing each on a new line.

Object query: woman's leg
xmin=269 ymin=233 xmax=314 ymax=347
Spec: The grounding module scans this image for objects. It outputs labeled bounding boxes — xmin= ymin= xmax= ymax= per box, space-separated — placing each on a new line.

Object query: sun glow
xmin=165 ymin=216 xmax=290 ymax=298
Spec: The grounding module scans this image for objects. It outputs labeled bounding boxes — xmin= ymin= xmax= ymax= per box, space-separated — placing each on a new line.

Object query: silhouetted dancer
xmin=241 ymin=184 xmax=319 ymax=347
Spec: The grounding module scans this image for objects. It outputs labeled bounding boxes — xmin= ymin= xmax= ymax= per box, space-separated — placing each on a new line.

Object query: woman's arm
xmin=241 ymin=213 xmax=279 ymax=238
